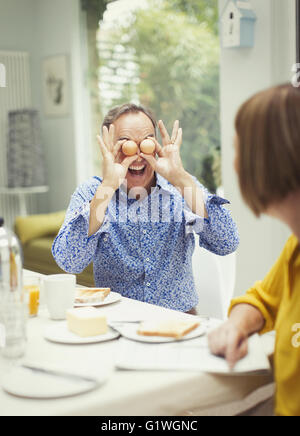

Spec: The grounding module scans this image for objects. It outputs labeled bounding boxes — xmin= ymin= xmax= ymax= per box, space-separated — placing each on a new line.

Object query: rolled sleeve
xmin=52 ymin=177 xmax=113 ymax=274
xmin=184 ymin=184 xmax=239 ymax=256
xmin=228 ymin=284 xmax=276 ymax=335
xmin=183 ymin=190 xmax=224 ymax=230
xmin=227 ymin=239 xmax=296 ymax=335
xmin=68 ymin=200 xmax=111 ymax=241
xmin=52 ymin=200 xmax=112 ymax=274
xmin=184 ymin=206 xmax=206 ymax=234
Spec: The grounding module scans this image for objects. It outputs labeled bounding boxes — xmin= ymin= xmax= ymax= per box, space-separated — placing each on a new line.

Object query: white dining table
xmin=0 ymin=271 xmax=274 ymax=417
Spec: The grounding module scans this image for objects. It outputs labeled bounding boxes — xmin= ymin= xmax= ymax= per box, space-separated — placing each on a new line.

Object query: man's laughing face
xmin=113 ymin=111 xmax=156 ymax=193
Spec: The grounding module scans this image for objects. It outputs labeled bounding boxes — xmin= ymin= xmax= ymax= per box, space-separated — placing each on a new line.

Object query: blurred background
xmin=0 ymin=0 xmax=297 ymax=296
xmin=96 ymin=0 xmax=221 ymax=193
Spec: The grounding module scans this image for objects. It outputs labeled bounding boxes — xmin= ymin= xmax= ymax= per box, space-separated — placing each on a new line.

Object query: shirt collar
xmin=118 ymin=172 xmax=173 ymax=198
xmin=155 ymin=173 xmax=173 ymax=193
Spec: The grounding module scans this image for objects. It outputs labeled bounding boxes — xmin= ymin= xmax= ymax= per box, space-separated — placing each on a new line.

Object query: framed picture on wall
xmin=42 ymin=55 xmax=70 ymax=117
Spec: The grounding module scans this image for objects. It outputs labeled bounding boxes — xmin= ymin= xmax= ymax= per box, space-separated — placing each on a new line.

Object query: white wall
xmin=0 ymin=0 xmax=37 ymax=106
xmin=219 ymin=0 xmax=296 ymax=295
xmin=33 ymin=0 xmax=92 ymax=211
xmin=0 ymin=0 xmax=92 ymax=213
xmin=0 ymin=0 xmax=35 ymax=48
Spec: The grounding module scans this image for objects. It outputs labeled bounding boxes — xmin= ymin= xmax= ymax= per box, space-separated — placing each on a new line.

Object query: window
xmin=297 ymin=0 xmax=300 ymax=63
xmin=91 ymin=0 xmax=221 ymax=192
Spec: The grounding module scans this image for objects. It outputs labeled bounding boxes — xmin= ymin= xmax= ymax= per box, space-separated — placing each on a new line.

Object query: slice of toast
xmin=137 ymin=319 xmax=200 ymax=339
xmin=75 ymin=288 xmax=110 ymax=304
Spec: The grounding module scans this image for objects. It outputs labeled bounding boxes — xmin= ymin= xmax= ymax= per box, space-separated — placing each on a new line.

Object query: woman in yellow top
xmin=208 ymin=83 xmax=300 ymax=416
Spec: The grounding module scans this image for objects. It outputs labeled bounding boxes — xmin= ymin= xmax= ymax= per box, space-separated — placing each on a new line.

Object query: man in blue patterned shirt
xmin=52 ymin=103 xmax=239 ymax=313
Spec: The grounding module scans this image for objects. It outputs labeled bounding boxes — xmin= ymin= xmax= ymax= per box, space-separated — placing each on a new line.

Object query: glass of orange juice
xmin=23 ymin=275 xmax=40 ymax=317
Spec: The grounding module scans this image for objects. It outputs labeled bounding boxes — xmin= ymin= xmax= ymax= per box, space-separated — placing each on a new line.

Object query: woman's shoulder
xmin=284 ymin=234 xmax=299 ymax=261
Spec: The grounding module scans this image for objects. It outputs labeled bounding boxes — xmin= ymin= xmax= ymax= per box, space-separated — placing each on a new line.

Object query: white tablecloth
xmin=0 ymin=271 xmax=274 ymax=416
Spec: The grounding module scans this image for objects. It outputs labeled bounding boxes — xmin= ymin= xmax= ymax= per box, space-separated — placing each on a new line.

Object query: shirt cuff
xmin=69 ymin=201 xmax=111 ymax=240
xmin=184 ymin=193 xmax=230 ymax=234
xmin=206 ymin=193 xmax=230 ymax=216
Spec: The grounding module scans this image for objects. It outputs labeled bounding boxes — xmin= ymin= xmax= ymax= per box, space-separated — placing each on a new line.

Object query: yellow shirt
xmin=229 ymin=235 xmax=300 ymax=416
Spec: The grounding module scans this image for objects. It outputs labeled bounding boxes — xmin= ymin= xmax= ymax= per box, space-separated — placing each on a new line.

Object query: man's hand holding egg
xmin=140 ymin=120 xmax=187 ymax=187
xmin=97 ymin=125 xmax=139 ymax=191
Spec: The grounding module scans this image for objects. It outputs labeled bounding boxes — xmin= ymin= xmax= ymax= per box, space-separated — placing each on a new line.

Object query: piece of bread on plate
xmin=75 ymin=287 xmax=110 ymax=304
xmin=137 ymin=319 xmax=200 ymax=339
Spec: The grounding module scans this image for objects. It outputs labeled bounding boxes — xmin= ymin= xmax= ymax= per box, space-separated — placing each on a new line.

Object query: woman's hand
xmin=97 ymin=124 xmax=138 ymax=191
xmin=141 ymin=120 xmax=187 ymax=186
xmin=207 ymin=320 xmax=249 ymax=369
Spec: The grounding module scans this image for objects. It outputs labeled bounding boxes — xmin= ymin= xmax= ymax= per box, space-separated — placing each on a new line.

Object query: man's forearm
xmin=174 ymin=170 xmax=208 ymax=219
xmin=89 ymin=182 xmax=116 ymax=236
xmin=229 ymin=304 xmax=265 ymax=335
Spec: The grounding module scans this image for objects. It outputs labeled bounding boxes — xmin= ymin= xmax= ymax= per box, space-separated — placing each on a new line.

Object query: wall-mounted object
xmin=42 ymin=55 xmax=70 ymax=117
xmin=220 ymin=0 xmax=257 ymax=49
xmin=7 ymin=109 xmax=47 ymax=188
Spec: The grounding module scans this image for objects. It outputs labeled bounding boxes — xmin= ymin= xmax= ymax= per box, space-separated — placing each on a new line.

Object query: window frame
xmin=297 ymin=0 xmax=300 ymax=63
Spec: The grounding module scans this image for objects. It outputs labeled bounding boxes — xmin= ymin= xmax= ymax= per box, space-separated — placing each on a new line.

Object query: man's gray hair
xmin=102 ymin=103 xmax=157 ymax=132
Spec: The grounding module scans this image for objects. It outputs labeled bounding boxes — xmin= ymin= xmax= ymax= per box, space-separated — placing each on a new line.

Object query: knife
xmin=21 ymin=364 xmax=99 ymax=385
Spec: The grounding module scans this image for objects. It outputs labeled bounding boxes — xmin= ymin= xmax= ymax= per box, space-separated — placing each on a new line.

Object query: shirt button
xmin=146 ymin=258 xmax=150 ymax=262
xmin=146 ymin=282 xmax=151 ymax=287
xmin=143 ymin=230 xmax=147 ymax=234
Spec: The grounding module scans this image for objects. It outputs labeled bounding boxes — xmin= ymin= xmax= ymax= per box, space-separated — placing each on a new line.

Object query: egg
xmin=122 ymin=140 xmax=138 ymax=156
xmin=140 ymin=139 xmax=155 ymax=154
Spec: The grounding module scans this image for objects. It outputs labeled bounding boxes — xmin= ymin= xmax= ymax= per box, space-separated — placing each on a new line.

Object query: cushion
xmin=15 ymin=210 xmax=66 ymax=245
xmin=23 ymin=236 xmax=58 ymax=264
xmin=23 ymin=236 xmax=94 ymax=287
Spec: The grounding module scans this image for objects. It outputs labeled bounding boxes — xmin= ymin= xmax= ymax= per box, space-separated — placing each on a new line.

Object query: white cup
xmin=44 ymin=274 xmax=76 ymax=320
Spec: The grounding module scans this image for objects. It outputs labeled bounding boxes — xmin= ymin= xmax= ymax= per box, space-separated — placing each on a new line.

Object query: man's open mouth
xmin=128 ymin=164 xmax=146 ymax=176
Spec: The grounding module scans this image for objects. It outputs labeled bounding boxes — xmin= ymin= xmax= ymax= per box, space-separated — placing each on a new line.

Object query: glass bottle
xmin=0 ymin=217 xmax=26 ymax=358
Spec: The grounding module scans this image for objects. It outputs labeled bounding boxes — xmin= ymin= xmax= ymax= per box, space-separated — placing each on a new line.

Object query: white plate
xmin=74 ymin=291 xmax=121 ymax=307
xmin=44 ymin=322 xmax=120 ymax=344
xmin=115 ymin=323 xmax=206 ymax=343
xmin=2 ymin=366 xmax=105 ymax=399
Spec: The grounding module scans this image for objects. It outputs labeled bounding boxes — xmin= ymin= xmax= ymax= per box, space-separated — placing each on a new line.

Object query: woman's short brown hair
xmin=102 ymin=103 xmax=157 ymax=133
xmin=235 ymin=83 xmax=300 ymax=216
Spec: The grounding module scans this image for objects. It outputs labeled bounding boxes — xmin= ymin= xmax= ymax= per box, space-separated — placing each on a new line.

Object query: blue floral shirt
xmin=52 ymin=174 xmax=239 ymax=312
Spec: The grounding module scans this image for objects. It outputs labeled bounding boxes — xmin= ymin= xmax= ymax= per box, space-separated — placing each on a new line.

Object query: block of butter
xmin=66 ymin=307 xmax=108 ymax=337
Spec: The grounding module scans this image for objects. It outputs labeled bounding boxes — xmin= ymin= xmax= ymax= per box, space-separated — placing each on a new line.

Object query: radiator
xmin=0 ymin=51 xmax=37 ymax=228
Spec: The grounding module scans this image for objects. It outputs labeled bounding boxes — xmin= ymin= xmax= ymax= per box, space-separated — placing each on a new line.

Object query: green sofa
xmin=15 ymin=211 xmax=95 ymax=287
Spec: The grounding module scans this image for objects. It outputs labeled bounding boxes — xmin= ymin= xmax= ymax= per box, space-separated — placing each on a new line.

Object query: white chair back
xmin=192 ymin=235 xmax=236 ymax=320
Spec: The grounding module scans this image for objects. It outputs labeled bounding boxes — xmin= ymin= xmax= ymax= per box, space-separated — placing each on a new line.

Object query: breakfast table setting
xmin=0 ymin=269 xmax=275 ymax=417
